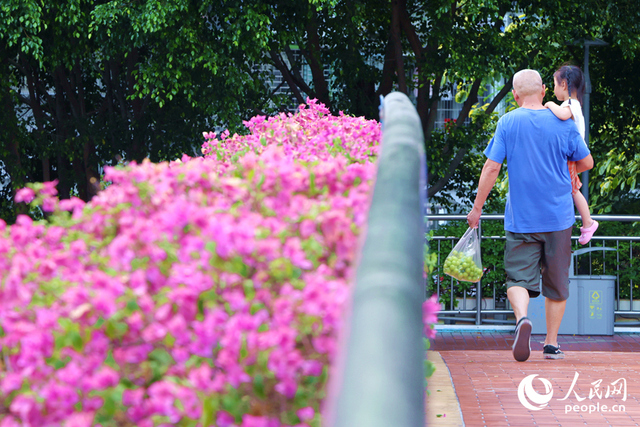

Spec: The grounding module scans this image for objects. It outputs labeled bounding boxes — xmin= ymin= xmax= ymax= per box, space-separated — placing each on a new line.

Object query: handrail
xmin=426 ymin=213 xmax=640 ymax=326
xmin=325 ymin=92 xmax=426 ymax=427
xmin=427 ymin=214 xmax=640 ymax=242
xmin=426 ymin=214 xmax=640 ymax=222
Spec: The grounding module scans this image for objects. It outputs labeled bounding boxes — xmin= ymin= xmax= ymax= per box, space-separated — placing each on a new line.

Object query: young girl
xmin=545 ymin=64 xmax=598 ymax=244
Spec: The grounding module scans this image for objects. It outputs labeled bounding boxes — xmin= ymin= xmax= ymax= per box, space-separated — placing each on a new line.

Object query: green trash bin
xmin=576 ymin=275 xmax=616 ymax=335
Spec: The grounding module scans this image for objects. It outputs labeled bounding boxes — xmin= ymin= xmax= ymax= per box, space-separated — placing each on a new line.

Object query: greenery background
xmin=1 ymin=0 xmax=640 ymax=224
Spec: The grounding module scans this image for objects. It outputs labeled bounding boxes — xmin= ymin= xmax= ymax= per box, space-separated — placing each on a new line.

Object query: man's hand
xmin=467 ymin=206 xmax=482 ymax=229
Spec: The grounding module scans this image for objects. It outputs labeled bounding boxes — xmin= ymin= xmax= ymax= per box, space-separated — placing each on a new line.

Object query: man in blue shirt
xmin=467 ymin=69 xmax=593 ymax=362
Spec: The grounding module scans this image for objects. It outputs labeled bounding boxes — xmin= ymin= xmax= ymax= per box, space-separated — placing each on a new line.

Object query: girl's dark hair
xmin=554 ymin=64 xmax=585 ymax=105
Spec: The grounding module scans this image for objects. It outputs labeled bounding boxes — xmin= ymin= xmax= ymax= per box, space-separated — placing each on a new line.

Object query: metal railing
xmin=326 ymin=92 xmax=426 ymax=427
xmin=426 ymin=214 xmax=640 ymax=328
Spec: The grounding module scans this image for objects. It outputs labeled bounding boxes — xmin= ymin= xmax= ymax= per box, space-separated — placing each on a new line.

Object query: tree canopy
xmin=1 ymin=0 xmax=639 ymax=221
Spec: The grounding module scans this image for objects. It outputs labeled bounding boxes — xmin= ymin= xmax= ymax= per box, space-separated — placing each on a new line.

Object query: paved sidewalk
xmin=428 ymin=332 xmax=640 ymax=426
xmin=427 ymin=351 xmax=464 ymax=427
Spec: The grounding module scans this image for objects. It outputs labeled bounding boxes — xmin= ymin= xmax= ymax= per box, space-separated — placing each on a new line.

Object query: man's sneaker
xmin=543 ymin=344 xmax=565 ymax=359
xmin=512 ymin=317 xmax=532 ymax=362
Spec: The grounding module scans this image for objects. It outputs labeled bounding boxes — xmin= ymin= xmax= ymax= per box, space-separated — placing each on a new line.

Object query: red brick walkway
xmin=430 ymin=333 xmax=640 ymax=426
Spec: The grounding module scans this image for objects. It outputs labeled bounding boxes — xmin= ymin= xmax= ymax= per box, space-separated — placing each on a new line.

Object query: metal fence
xmin=426 ymin=214 xmax=640 ymax=329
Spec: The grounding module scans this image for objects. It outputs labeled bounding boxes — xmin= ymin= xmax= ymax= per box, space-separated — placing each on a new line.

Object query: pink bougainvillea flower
xmin=14 ymin=187 xmax=35 ymax=203
xmin=86 ymin=366 xmax=120 ymax=390
xmin=241 ymin=414 xmax=282 ymax=427
xmin=296 ymin=406 xmax=315 ymax=422
xmin=122 ymin=388 xmax=145 ymax=407
xmin=0 ymin=373 xmax=23 ymax=394
xmin=63 ymin=411 xmax=95 ymax=427
xmin=8 ymin=395 xmax=41 ymax=425
xmin=216 ymin=411 xmax=236 ymax=427
xmin=423 ymin=294 xmax=440 ymax=325
xmin=58 ymin=197 xmax=86 ymax=212
xmin=0 ymin=416 xmax=21 ymax=427
xmin=423 ymin=294 xmax=441 ymax=338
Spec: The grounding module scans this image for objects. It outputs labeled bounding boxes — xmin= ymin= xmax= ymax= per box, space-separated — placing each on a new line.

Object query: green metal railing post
xmin=325 ymin=92 xmax=426 ymax=427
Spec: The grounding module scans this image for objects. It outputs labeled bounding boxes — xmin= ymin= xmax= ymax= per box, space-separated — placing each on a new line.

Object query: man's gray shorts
xmin=505 ymin=227 xmax=572 ymax=301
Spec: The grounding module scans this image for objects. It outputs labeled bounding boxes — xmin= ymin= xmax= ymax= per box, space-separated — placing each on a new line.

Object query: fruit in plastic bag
xmin=443 ymin=250 xmax=483 ymax=282
xmin=443 ymin=227 xmax=483 ymax=283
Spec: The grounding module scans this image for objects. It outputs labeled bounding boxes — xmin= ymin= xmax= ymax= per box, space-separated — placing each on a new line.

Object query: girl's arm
xmin=544 ymin=102 xmax=573 ymax=120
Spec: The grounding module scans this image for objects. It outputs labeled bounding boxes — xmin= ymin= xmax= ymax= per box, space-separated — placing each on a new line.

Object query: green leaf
xmin=105 ymin=319 xmax=129 ymax=340
xmin=94 ymin=384 xmax=126 ymax=422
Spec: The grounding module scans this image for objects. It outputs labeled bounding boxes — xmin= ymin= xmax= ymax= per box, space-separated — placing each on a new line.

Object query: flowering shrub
xmin=1 ymin=100 xmax=436 ymax=426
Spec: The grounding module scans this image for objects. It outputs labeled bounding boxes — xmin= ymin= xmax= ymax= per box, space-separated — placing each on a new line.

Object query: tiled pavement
xmin=428 ymin=332 xmax=640 ymax=426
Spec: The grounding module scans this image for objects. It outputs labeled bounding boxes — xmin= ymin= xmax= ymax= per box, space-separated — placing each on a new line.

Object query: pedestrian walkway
xmin=428 ymin=332 xmax=640 ymax=426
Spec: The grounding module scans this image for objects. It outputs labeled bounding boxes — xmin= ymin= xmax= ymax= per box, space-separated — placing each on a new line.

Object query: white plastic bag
xmin=443 ymin=227 xmax=483 ymax=283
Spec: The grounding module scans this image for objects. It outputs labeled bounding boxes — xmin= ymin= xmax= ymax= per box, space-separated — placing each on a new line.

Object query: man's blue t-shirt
xmin=484 ymin=108 xmax=590 ymax=233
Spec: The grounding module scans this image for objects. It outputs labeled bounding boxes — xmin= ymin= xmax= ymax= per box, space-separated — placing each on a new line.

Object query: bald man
xmin=467 ymin=69 xmax=593 ymax=362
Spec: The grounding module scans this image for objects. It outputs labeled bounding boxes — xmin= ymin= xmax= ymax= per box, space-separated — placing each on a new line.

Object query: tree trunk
xmin=1 ymin=75 xmax=22 ymax=181
xmin=304 ymin=9 xmax=331 ymax=108
xmin=127 ymin=48 xmax=147 ymax=163
xmin=390 ymin=0 xmax=407 ymax=94
xmin=42 ymin=158 xmax=50 ymax=182
xmin=1 ymin=43 xmax=23 ymax=189
xmin=396 ymin=0 xmax=432 ymax=140
xmin=269 ymin=50 xmax=306 ymax=105
xmin=84 ymin=141 xmax=100 ymax=199
xmin=378 ymin=37 xmax=396 ymax=98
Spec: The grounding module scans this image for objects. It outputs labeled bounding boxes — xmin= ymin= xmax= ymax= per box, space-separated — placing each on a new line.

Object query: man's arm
xmin=575 ymin=154 xmax=594 ymax=173
xmin=545 ymin=102 xmax=572 ymax=120
xmin=467 ymin=159 xmax=502 ymax=228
